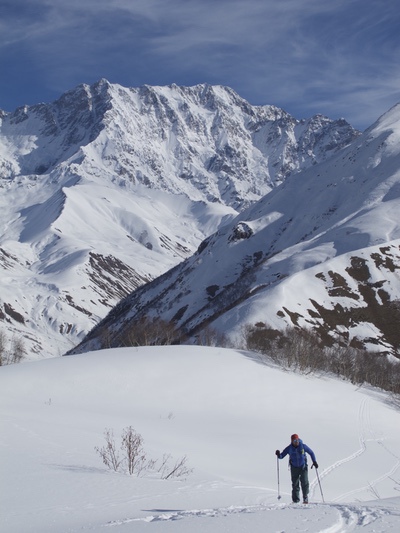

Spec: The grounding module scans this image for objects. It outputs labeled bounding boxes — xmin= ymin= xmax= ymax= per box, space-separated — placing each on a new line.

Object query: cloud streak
xmin=0 ymin=0 xmax=399 ymax=129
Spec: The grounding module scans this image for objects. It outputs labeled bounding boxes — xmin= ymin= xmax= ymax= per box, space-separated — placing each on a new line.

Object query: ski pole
xmin=313 ymin=466 xmax=325 ymax=503
xmin=277 ymin=456 xmax=281 ymax=500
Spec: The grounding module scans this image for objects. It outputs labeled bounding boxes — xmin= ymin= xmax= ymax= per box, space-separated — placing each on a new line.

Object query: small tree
xmin=0 ymin=331 xmax=25 ymax=365
xmin=122 ymin=317 xmax=179 ymax=347
xmin=0 ymin=330 xmax=6 ymax=366
xmin=94 ymin=429 xmax=122 ymax=472
xmin=196 ymin=325 xmax=228 ymax=347
xmin=10 ymin=336 xmax=25 ymax=364
xmin=95 ymin=426 xmax=193 ymax=479
xmin=121 ymin=426 xmax=147 ymax=475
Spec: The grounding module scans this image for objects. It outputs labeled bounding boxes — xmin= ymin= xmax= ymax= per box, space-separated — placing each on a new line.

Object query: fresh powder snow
xmin=1 ymin=345 xmax=400 ymax=532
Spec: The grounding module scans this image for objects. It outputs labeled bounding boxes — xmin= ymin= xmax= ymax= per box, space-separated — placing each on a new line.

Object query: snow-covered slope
xmin=1 ymin=346 xmax=400 ymax=532
xmin=73 ymin=103 xmax=400 ymax=356
xmin=0 ymin=80 xmax=359 ymax=359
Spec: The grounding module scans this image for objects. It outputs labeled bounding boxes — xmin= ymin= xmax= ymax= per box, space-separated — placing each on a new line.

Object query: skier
xmin=275 ymin=433 xmax=318 ymax=504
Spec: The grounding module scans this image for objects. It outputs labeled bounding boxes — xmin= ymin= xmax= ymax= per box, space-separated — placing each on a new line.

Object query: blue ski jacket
xmin=278 ymin=439 xmax=316 ymax=468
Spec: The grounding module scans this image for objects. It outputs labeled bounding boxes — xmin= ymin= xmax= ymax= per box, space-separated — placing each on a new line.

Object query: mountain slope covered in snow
xmin=72 ymin=103 xmax=400 ymax=357
xmin=0 ymin=80 xmax=359 ymax=359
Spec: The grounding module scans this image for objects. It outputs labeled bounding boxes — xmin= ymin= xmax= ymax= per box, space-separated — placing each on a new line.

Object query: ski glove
xmin=275 ymin=450 xmax=280 ymax=457
xmin=313 ymin=461 xmax=318 ymax=468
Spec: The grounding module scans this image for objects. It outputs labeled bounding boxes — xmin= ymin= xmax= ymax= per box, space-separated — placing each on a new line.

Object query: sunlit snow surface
xmin=1 ymin=346 xmax=400 ymax=532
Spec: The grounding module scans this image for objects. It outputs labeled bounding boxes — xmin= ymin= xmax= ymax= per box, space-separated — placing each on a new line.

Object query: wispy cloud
xmin=0 ymin=0 xmax=399 ymax=129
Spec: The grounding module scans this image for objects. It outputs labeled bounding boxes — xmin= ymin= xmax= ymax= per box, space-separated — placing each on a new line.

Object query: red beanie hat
xmin=291 ymin=434 xmax=299 ymax=441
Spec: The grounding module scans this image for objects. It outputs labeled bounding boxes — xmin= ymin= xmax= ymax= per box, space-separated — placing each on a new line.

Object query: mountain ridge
xmin=1 ymin=80 xmax=361 ymax=358
xmin=70 ymin=101 xmax=400 ymax=357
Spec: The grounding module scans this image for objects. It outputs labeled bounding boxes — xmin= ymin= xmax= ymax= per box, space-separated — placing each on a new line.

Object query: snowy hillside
xmin=0 ymin=80 xmax=359 ymax=359
xmin=73 ymin=103 xmax=400 ymax=356
xmin=1 ymin=346 xmax=400 ymax=532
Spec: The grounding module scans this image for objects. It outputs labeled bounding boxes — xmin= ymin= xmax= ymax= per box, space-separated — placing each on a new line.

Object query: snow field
xmin=1 ymin=345 xmax=400 ymax=532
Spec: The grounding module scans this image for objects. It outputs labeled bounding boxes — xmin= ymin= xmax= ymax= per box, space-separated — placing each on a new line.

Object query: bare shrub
xmin=121 ymin=426 xmax=147 ymax=475
xmin=0 ymin=331 xmax=25 ymax=365
xmin=157 ymin=454 xmax=193 ymax=480
xmin=99 ymin=327 xmax=114 ymax=349
xmin=9 ymin=336 xmax=25 ymax=364
xmin=244 ymin=324 xmax=323 ymax=372
xmin=0 ymin=330 xmax=6 ymax=366
xmin=121 ymin=316 xmax=179 ymax=347
xmin=95 ymin=426 xmax=193 ymax=479
xmin=196 ymin=325 xmax=228 ymax=347
xmin=243 ymin=323 xmax=400 ymax=394
xmin=94 ymin=429 xmax=122 ymax=472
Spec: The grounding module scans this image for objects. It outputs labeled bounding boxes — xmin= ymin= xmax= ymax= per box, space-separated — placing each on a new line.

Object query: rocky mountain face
xmin=0 ymin=80 xmax=359 ymax=359
xmin=70 ymin=103 xmax=400 ymax=358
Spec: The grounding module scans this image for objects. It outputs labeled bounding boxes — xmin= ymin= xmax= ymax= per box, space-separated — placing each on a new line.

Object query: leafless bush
xmin=244 ymin=324 xmax=323 ymax=372
xmin=0 ymin=330 xmax=6 ymax=366
xmin=0 ymin=330 xmax=25 ymax=365
xmin=121 ymin=426 xmax=147 ymax=475
xmin=243 ymin=323 xmax=400 ymax=394
xmin=9 ymin=336 xmax=25 ymax=364
xmin=94 ymin=429 xmax=122 ymax=472
xmin=196 ymin=325 xmax=228 ymax=347
xmin=99 ymin=327 xmax=114 ymax=349
xmin=156 ymin=453 xmax=193 ymax=479
xmin=95 ymin=426 xmax=193 ymax=479
xmin=121 ymin=316 xmax=180 ymax=347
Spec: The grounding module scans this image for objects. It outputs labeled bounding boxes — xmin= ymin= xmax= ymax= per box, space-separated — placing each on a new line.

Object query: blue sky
xmin=1 ymin=0 xmax=399 ymax=130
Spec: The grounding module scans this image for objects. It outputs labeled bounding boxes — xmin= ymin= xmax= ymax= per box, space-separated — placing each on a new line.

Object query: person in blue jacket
xmin=275 ymin=433 xmax=318 ymax=503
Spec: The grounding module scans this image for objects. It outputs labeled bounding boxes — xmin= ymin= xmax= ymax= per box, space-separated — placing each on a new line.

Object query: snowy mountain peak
xmin=70 ymin=98 xmax=400 ymax=357
xmin=1 ymin=80 xmax=361 ymax=358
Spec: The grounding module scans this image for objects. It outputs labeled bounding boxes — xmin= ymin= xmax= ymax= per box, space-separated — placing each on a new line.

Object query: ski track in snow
xmin=104 ymin=504 xmax=280 ymax=525
xmin=3 ymin=348 xmax=400 ymax=532
xmin=93 ymin=396 xmax=400 ymax=532
xmin=319 ymin=503 xmax=400 ymax=532
xmin=310 ymin=397 xmax=400 ymax=503
xmin=100 ymin=501 xmax=400 ymax=532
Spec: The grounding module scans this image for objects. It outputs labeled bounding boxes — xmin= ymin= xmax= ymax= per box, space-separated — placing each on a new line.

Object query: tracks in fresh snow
xmin=310 ymin=397 xmax=400 ymax=502
xmin=317 ymin=502 xmax=400 ymax=533
xmin=98 ymin=397 xmax=400 ymax=531
xmin=104 ymin=504 xmax=277 ymax=526
xmin=102 ymin=501 xmax=400 ymax=532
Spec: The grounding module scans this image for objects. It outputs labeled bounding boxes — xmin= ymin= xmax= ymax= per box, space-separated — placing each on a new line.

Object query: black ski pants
xmin=290 ymin=464 xmax=309 ymax=502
